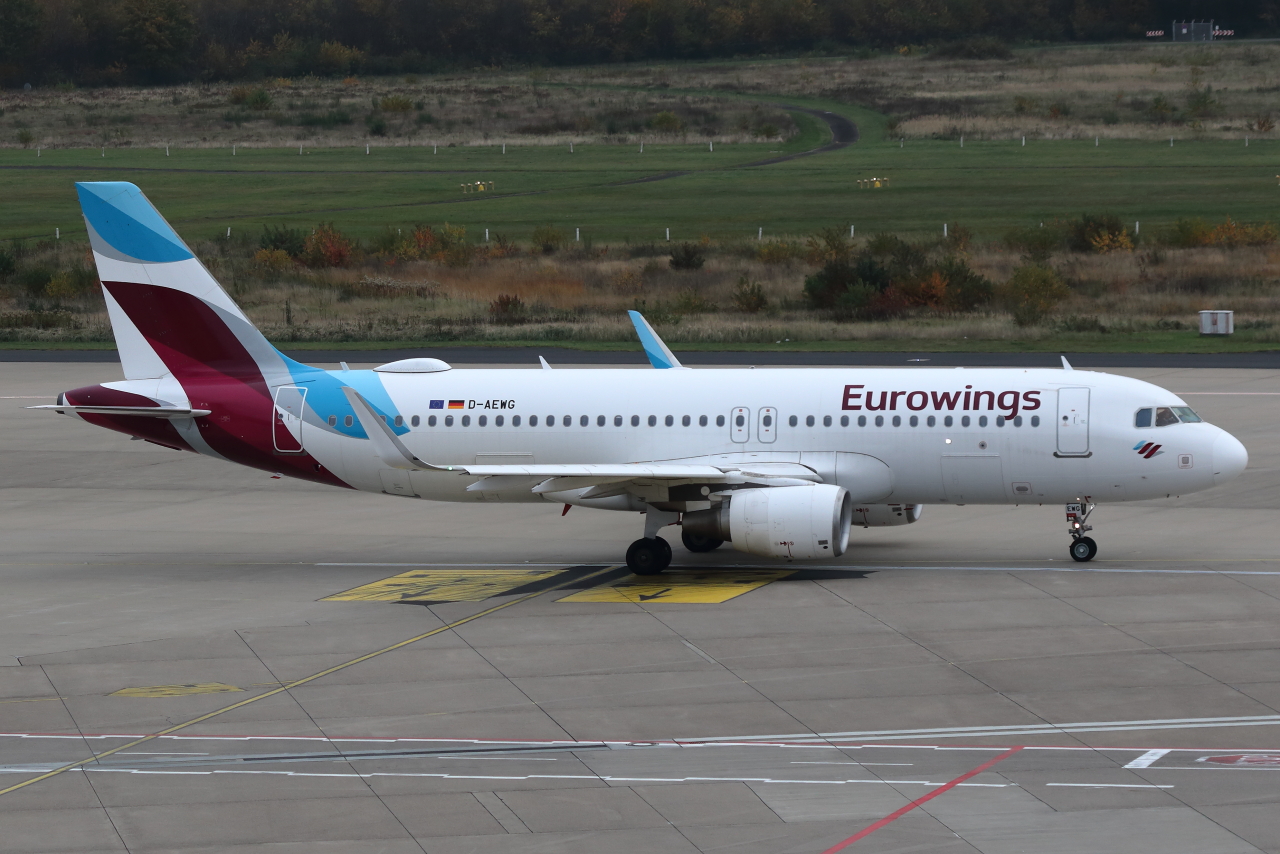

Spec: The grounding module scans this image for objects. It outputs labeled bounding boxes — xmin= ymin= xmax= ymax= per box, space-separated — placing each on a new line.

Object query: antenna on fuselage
xmin=1060 ymin=356 xmax=1073 ymax=370
xmin=539 ymin=356 xmax=552 ymax=370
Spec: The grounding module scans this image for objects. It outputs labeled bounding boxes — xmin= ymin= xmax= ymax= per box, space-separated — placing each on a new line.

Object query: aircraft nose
xmin=1212 ymin=431 xmax=1248 ymax=485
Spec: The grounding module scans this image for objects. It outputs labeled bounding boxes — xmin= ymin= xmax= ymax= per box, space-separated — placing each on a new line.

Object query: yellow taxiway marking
xmin=323 ymin=568 xmax=562 ymax=603
xmin=110 ymin=683 xmax=243 ymax=699
xmin=559 ymin=569 xmax=793 ymax=604
xmin=0 ymin=565 xmax=618 ymax=799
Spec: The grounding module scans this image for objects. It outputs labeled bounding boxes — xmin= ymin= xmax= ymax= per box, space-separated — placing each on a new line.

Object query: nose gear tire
xmin=1070 ymin=536 xmax=1098 ymax=562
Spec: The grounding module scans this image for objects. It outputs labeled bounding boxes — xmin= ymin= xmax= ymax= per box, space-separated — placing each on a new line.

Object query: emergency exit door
xmin=730 ymin=407 xmax=750 ymax=443
xmin=1056 ymin=387 xmax=1090 ymax=455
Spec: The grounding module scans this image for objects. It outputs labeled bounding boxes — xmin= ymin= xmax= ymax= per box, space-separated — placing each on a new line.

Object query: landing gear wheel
xmin=627 ymin=537 xmax=671 ymax=575
xmin=1069 ymin=536 xmax=1098 ymax=562
xmin=681 ymin=529 xmax=724 ymax=553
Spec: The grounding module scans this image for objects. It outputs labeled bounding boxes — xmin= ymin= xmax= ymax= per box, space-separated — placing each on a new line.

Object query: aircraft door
xmin=1056 ymin=388 xmax=1090 ymax=455
xmin=730 ymin=407 xmax=750 ymax=443
xmin=273 ymin=386 xmax=307 ymax=453
xmin=758 ymin=407 xmax=777 ymax=443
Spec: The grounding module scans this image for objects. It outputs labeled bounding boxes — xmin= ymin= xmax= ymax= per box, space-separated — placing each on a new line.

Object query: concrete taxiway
xmin=1 ymin=362 xmax=1279 ymax=853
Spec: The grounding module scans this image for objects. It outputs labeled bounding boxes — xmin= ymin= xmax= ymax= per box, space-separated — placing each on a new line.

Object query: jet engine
xmin=851 ymin=504 xmax=924 ymax=527
xmin=682 ymin=484 xmax=852 ymax=559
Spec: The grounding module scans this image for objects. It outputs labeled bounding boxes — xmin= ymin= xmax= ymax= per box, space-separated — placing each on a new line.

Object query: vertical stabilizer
xmin=76 ymin=182 xmax=301 ymax=384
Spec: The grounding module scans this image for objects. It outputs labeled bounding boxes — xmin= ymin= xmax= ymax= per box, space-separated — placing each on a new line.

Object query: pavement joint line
xmin=0 ymin=564 xmax=619 ymax=799
xmin=822 ymin=746 xmax=1024 ymax=852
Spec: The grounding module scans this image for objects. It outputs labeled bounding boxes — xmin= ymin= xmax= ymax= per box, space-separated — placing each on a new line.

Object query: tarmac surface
xmin=2 ymin=361 xmax=1279 ymax=854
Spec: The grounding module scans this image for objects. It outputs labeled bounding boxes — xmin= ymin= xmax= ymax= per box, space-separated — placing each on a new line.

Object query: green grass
xmin=3 ymin=93 xmax=1277 ymax=245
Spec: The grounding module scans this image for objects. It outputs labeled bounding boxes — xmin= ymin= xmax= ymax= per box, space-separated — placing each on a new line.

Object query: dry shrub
xmin=756 ymin=240 xmax=804 ymax=264
xmin=254 ymin=248 xmax=294 ymax=275
xmin=997 ymin=264 xmax=1071 ymax=326
xmin=303 ymin=223 xmax=353 ymax=267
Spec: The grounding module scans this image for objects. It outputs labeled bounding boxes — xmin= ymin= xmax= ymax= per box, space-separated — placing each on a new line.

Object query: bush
xmin=1067 ymin=213 xmax=1131 ymax=253
xmin=379 ymin=95 xmax=413 ymax=112
xmin=997 ymin=265 xmax=1071 ymax=326
xmin=1003 ymin=225 xmax=1062 ymax=262
xmin=365 ymin=113 xmax=388 ymax=136
xmin=648 ymin=111 xmax=683 ymax=134
xmin=244 ymin=88 xmax=273 ymax=111
xmin=303 ymin=223 xmax=353 ymax=267
xmin=0 ymin=249 xmax=15 ymax=279
xmin=260 ymin=224 xmax=306 ymax=257
xmin=936 ymin=257 xmax=993 ymax=311
xmin=669 ymin=243 xmax=705 ymax=270
xmin=756 ymin=240 xmax=804 ymax=264
xmin=297 ymin=110 xmax=353 ymax=128
xmin=531 ymin=225 xmax=565 ymax=255
xmin=490 ymin=294 xmax=526 ymax=324
xmin=45 ymin=266 xmax=97 ymax=299
xmin=732 ymin=276 xmax=768 ymax=313
xmin=930 ymin=37 xmax=1012 ymax=60
xmin=254 ymin=248 xmax=295 ymax=275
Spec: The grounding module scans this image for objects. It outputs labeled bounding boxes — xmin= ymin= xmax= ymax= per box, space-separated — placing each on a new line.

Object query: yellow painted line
xmin=323 ymin=568 xmax=561 ymax=603
xmin=0 ymin=565 xmax=618 ymax=799
xmin=110 ymin=683 xmax=243 ymax=699
xmin=0 ymin=697 xmax=65 ymax=705
xmin=559 ymin=569 xmax=793 ymax=604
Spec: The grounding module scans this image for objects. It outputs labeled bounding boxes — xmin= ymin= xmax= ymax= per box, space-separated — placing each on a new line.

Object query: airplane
xmin=33 ymin=182 xmax=1249 ymax=574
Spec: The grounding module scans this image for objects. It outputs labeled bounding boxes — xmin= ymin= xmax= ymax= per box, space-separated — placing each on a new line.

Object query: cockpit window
xmin=1134 ymin=408 xmax=1152 ymax=428
xmin=1155 ymin=407 xmax=1179 ymax=427
xmin=1172 ymin=406 xmax=1202 ymax=423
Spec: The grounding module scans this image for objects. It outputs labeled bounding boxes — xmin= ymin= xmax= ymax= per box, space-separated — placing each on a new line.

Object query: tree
xmin=0 ymin=0 xmax=41 ymax=67
xmin=117 ymin=0 xmax=196 ymax=81
xmin=997 ymin=264 xmax=1071 ymax=327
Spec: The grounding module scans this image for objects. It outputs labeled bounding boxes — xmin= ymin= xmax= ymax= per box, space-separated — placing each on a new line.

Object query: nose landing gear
xmin=1066 ymin=502 xmax=1097 ymax=562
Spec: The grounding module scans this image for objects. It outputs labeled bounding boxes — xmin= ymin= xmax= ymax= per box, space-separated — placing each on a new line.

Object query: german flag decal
xmin=448 ymin=400 xmax=465 ymax=409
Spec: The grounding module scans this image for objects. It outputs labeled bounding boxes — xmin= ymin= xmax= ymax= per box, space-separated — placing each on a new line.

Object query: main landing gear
xmin=625 ymin=508 xmax=724 ymax=574
xmin=1066 ymin=502 xmax=1097 ymax=562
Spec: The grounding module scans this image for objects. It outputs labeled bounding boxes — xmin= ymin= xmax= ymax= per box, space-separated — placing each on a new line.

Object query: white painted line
xmin=681 ymin=640 xmax=718 ymax=664
xmin=792 ymin=761 xmax=913 ymax=766
xmin=1125 ymin=749 xmax=1171 ymax=769
xmin=697 ymin=714 xmax=1280 ymax=744
xmin=1046 ymin=783 xmax=1174 ymax=789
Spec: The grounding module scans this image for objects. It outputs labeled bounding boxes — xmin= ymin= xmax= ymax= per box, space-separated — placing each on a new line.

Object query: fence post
xmin=666 ymin=228 xmax=670 ymax=241
xmin=944 ymin=223 xmax=948 ymax=238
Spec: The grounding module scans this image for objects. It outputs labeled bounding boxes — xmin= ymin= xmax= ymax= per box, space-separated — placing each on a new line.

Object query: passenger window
xmin=564 ymin=415 xmax=572 ymax=427
xmin=478 ymin=415 xmax=486 ymax=426
xmin=428 ymin=415 xmax=437 ymax=427
xmin=460 ymin=415 xmax=470 ymax=426
xmin=1030 ymin=415 xmax=1039 ymax=427
xmin=978 ymin=416 xmax=988 ymax=427
xmin=927 ymin=416 xmax=936 ymax=427
xmin=648 ymin=415 xmax=657 ymax=427
xmin=614 ymin=415 xmax=622 ymax=426
xmin=665 ymin=415 xmax=674 ymax=426
xmin=394 ymin=415 xmax=404 ymax=427
xmin=840 ymin=415 xmax=849 ymax=427
xmin=909 ymin=416 xmax=918 ymax=427
xmin=328 ymin=415 xmax=337 ymax=426
xmin=892 ymin=415 xmax=901 ymax=427
xmin=823 ymin=415 xmax=832 ymax=427
xmin=875 ymin=415 xmax=884 ymax=427
xmin=944 ymin=415 xmax=953 ymax=427
xmin=597 ymin=415 xmax=605 ymax=426
xmin=716 ymin=415 xmax=725 ymax=427
xmin=961 ymin=416 xmax=970 ymax=427
xmin=496 ymin=415 xmax=504 ymax=426
xmin=530 ymin=415 xmax=538 ymax=426
xmin=858 ymin=415 xmax=867 ymax=427
xmin=1172 ymin=406 xmax=1201 ymax=423
xmin=735 ymin=414 xmax=745 ymax=427
xmin=1134 ymin=408 xmax=1152 ymax=428
xmin=682 ymin=415 xmax=691 ymax=426
xmin=996 ymin=416 xmax=1005 ymax=427
xmin=699 ymin=415 xmax=708 ymax=426
xmin=580 ymin=415 xmax=589 ymax=427
xmin=411 ymin=415 xmax=420 ymax=427
xmin=789 ymin=415 xmax=798 ymax=427
xmin=513 ymin=415 xmax=521 ymax=426
xmin=344 ymin=415 xmax=353 ymax=427
xmin=631 ymin=415 xmax=640 ymax=426
xmin=547 ymin=415 xmax=556 ymax=426
xmin=445 ymin=415 xmax=454 ymax=426
xmin=806 ymin=415 xmax=815 ymax=427
xmin=1013 ymin=416 xmax=1023 ymax=426
xmin=1155 ymin=407 xmax=1179 ymax=427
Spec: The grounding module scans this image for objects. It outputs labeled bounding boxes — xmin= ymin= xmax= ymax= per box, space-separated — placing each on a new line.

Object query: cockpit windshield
xmin=1134 ymin=406 xmax=1202 ymax=428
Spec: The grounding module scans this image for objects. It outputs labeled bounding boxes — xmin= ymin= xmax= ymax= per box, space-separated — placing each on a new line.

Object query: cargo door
xmin=730 ymin=407 xmax=750 ymax=443
xmin=273 ymin=386 xmax=307 ymax=454
xmin=941 ymin=455 xmax=1007 ymax=503
xmin=1056 ymin=388 xmax=1091 ymax=456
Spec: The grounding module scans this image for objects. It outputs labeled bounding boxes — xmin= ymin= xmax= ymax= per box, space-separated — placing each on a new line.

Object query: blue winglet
xmin=76 ymin=182 xmax=194 ymax=263
xmin=627 ymin=310 xmax=686 ymax=370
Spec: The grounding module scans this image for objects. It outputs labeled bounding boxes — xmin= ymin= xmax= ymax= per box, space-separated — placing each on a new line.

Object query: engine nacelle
xmin=683 ymin=484 xmax=852 ymax=559
xmin=851 ymin=503 xmax=924 ymax=527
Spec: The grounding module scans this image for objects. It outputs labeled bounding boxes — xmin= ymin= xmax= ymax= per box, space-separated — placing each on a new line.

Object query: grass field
xmin=1 ymin=103 xmax=1276 ymax=246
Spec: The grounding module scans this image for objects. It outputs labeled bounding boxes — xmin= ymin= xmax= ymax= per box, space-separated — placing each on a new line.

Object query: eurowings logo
xmin=1134 ymin=441 xmax=1164 ymax=458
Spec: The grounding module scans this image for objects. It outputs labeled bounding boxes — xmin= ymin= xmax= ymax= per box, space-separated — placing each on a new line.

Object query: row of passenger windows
xmin=326 ymin=412 xmax=1042 ymax=429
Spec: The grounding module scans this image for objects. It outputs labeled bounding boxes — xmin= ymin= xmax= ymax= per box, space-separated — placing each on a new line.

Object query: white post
xmin=758 ymin=227 xmax=763 ymax=241
xmin=850 ymin=224 xmax=855 ymax=238
xmin=165 ymin=144 xmax=169 ymax=156
xmin=233 ymin=144 xmax=236 ymax=155
xmin=1135 ymin=221 xmax=1140 ymax=235
xmin=960 ymin=135 xmax=964 ymax=148
xmin=226 ymin=227 xmax=231 ymax=238
xmin=1022 ymin=136 xmax=1025 ymax=146
xmin=709 ymin=141 xmax=713 ymax=152
xmin=36 ymin=148 xmax=39 ymax=157
xmin=899 ymin=138 xmax=903 ymax=148
xmin=55 ymin=228 xmax=59 ymax=239
xmin=575 ymin=227 xmax=580 ymax=242
xmin=640 ymin=141 xmax=643 ymax=153
xmin=569 ymin=142 xmax=573 ymax=153
xmin=300 ymin=144 xmax=303 ymax=155
xmin=366 ymin=143 xmax=369 ymax=154
xmin=1246 ymin=136 xmax=1249 ymax=147
xmin=503 ymin=143 xmax=506 ymax=154
xmin=434 ymin=144 xmax=437 ymax=154
xmin=944 ymin=223 xmax=948 ymax=238
xmin=1095 ymin=136 xmax=1099 ymax=146
xmin=1170 ymin=137 xmax=1173 ymax=147
xmin=485 ymin=228 xmax=489 ymax=242
xmin=666 ymin=228 xmax=670 ymax=241
xmin=101 ymin=147 xmax=104 ymax=157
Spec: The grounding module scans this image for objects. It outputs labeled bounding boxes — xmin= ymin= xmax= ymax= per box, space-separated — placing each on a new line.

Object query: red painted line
xmin=820 ymin=745 xmax=1023 ymax=853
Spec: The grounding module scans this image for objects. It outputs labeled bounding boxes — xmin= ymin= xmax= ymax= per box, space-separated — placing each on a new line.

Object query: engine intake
xmin=683 ymin=484 xmax=852 ymax=559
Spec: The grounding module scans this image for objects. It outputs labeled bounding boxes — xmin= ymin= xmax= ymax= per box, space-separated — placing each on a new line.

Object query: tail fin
xmin=77 ymin=182 xmax=301 ymax=384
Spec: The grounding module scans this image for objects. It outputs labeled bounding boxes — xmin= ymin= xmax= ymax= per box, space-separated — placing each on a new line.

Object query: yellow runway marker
xmin=111 ymin=683 xmax=243 ymax=699
xmin=323 ymin=568 xmax=562 ymax=603
xmin=559 ymin=570 xmax=793 ymax=604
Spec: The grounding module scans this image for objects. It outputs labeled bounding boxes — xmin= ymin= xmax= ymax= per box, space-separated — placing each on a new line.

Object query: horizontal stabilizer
xmin=28 ymin=404 xmax=211 ymax=418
